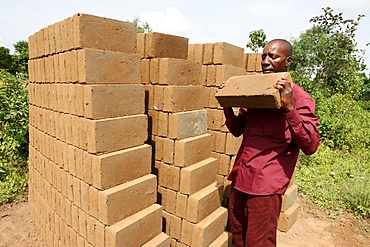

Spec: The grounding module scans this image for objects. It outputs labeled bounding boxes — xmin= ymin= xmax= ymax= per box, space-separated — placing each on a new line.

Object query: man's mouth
xmin=263 ymin=68 xmax=274 ymax=73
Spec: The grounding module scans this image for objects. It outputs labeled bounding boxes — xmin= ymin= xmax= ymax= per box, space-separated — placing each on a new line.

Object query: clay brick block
xmin=278 ymin=202 xmax=299 ymax=232
xmin=168 ymin=110 xmax=208 ymax=140
xmin=145 ymin=32 xmax=188 ymax=59
xmin=85 ymin=114 xmax=148 ymax=154
xmin=179 ymin=157 xmax=218 ymax=195
xmin=91 ymin=144 xmax=152 ymax=190
xmin=98 ymin=174 xmax=157 ymax=226
xmin=159 ymin=58 xmax=201 ymax=85
xmin=213 ymin=42 xmax=244 ymax=67
xmin=174 ymin=134 xmax=212 ymax=167
xmin=176 ymin=192 xmax=188 ymax=218
xmin=188 ymin=44 xmax=195 ymax=61
xmin=141 ymin=232 xmax=170 ymax=247
xmin=194 ymin=43 xmax=205 ymax=65
xmin=137 ymin=33 xmax=146 ymax=58
xmin=256 ymin=53 xmax=262 ymax=72
xmin=203 ymin=43 xmax=214 ymax=65
xmin=281 ymin=184 xmax=298 ymax=212
xmin=141 ymin=59 xmax=150 ymax=84
xmin=215 ymin=64 xmax=247 ymax=86
xmin=246 ymin=53 xmax=258 ymax=72
xmin=215 ymin=72 xmax=292 ymax=109
xmin=162 ymin=138 xmax=175 ymax=165
xmin=186 ymin=182 xmax=222 ymax=223
xmin=157 ymin=111 xmax=168 ymax=137
xmin=77 ymin=48 xmax=141 ymax=84
xmin=150 ymin=58 xmax=160 ymax=84
xmin=200 ymin=65 xmax=207 ymax=86
xmin=163 ymin=86 xmax=204 ymax=113
xmin=206 ymin=65 xmax=217 ymax=86
xmin=209 ymin=231 xmax=233 ymax=247
xmin=225 ymin=132 xmax=242 ymax=155
xmin=83 ymin=84 xmax=145 ymax=119
xmin=145 ymin=84 xmax=155 ymax=110
xmin=162 ymin=210 xmax=181 ymax=239
xmin=192 ymin=207 xmax=228 ymax=247
xmin=212 ymin=131 xmax=226 ymax=153
xmin=70 ymin=13 xmax=136 ymax=53
xmin=105 ymin=204 xmax=163 ymax=247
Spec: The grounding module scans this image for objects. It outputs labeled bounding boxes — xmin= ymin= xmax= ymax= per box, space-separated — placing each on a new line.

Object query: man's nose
xmin=261 ymin=56 xmax=269 ymax=66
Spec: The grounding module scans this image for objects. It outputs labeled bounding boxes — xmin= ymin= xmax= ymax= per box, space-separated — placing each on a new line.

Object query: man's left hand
xmin=274 ymin=76 xmax=294 ymax=112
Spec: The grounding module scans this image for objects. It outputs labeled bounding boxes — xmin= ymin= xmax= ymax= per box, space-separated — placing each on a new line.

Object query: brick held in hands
xmin=215 ymin=72 xmax=292 ymax=109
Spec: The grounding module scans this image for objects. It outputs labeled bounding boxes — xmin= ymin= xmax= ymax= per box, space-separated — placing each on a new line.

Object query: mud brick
xmin=28 ymin=33 xmax=36 ymax=59
xmin=67 ymin=84 xmax=77 ymax=115
xmin=75 ymin=84 xmax=84 ymax=117
xmin=147 ymin=109 xmax=158 ymax=136
xmin=88 ymin=185 xmax=99 ymax=219
xmin=70 ymin=115 xmax=80 ymax=147
xmin=192 ymin=207 xmax=228 ymax=247
xmin=45 ymin=55 xmax=54 ymax=83
xmin=163 ymin=86 xmax=204 ymax=113
xmin=60 ymin=17 xmax=70 ymax=52
xmin=158 ymin=58 xmax=201 ymax=85
xmin=167 ymin=165 xmax=180 ymax=191
xmin=137 ymin=33 xmax=146 ymax=58
xmin=278 ymin=202 xmax=299 ymax=232
xmin=98 ymin=174 xmax=157 ymax=226
xmin=154 ymin=136 xmax=164 ymax=161
xmin=206 ymin=65 xmax=217 ymax=86
xmin=157 ymin=162 xmax=169 ymax=188
xmin=142 ymin=232 xmax=170 ymax=247
xmin=83 ymin=151 xmax=93 ymax=185
xmin=215 ymin=64 xmax=247 ymax=86
xmin=188 ymin=44 xmax=195 ymax=60
xmin=91 ymin=144 xmax=151 ymax=190
xmin=67 ymin=145 xmax=76 ymax=176
xmin=203 ymin=43 xmax=214 ymax=65
xmin=72 ymin=176 xmax=81 ymax=207
xmin=246 ymin=53 xmax=258 ymax=72
xmin=65 ymin=197 xmax=72 ymax=227
xmin=214 ymin=131 xmax=227 ymax=153
xmin=79 ymin=209 xmax=87 ymax=239
xmin=58 ymin=53 xmax=67 ymax=83
xmin=53 ymin=54 xmax=61 ymax=83
xmin=176 ymin=192 xmax=188 ymax=218
xmin=56 ymin=84 xmax=69 ymax=113
xmin=209 ymin=231 xmax=232 ymax=247
xmin=153 ymin=85 xmax=165 ymax=110
xmin=85 ymin=114 xmax=147 ymax=154
xmin=168 ymin=110 xmax=207 ymax=140
xmin=243 ymin=53 xmax=248 ymax=69
xmin=223 ymin=177 xmax=232 ymax=198
xmin=179 ymin=157 xmax=218 ymax=195
xmin=105 ymin=204 xmax=163 ymax=247
xmin=66 ymin=173 xmax=74 ymax=202
xmin=70 ymin=13 xmax=136 ymax=53
xmin=225 ymin=132 xmax=242 ymax=155
xmin=215 ymin=72 xmax=292 ymax=109
xmin=79 ymin=117 xmax=88 ymax=150
xmin=145 ymin=84 xmax=155 ymax=110
xmin=256 ymin=53 xmax=262 ymax=72
xmin=174 ymin=134 xmax=212 ymax=167
xmin=186 ymin=183 xmax=222 ymax=224
xmin=94 ymin=219 xmax=106 ymax=247
xmin=145 ymin=32 xmax=188 ymax=59
xmin=208 ymin=87 xmax=219 ymax=109
xmin=80 ymin=180 xmax=90 ymax=212
xmin=162 ymin=210 xmax=181 ymax=239
xmin=281 ymin=184 xmax=298 ymax=212
xmin=86 ymin=215 xmax=96 ymax=246
xmin=141 ymin=59 xmax=150 ymax=84
xmin=74 ymin=146 xmax=85 ymax=180
xmin=166 ymin=189 xmax=177 ymax=214
xmin=157 ymin=185 xmax=167 ymax=210
xmin=163 ymin=138 xmax=175 ymax=164
xmin=77 ymin=48 xmax=141 ymax=84
xmin=194 ymin=43 xmax=205 ymax=64
xmin=83 ymin=84 xmax=145 ymax=119
xmin=64 ymin=51 xmax=74 ymax=82
xmin=213 ymin=42 xmax=244 ymax=67
xmin=42 ymin=26 xmax=50 ymax=56
xmin=157 ymin=111 xmax=168 ymax=137
xmin=200 ymin=65 xmax=207 ymax=86
xmin=181 ymin=220 xmax=195 ymax=246
xmin=54 ymin=21 xmax=62 ymax=54
xmin=150 ymin=58 xmax=160 ymax=84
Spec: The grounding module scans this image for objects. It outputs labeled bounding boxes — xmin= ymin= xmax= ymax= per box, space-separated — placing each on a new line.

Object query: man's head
xmin=261 ymin=39 xmax=293 ymax=74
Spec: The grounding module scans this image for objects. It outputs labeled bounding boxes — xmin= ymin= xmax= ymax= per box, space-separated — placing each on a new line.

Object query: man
xmin=222 ymin=39 xmax=320 ymax=246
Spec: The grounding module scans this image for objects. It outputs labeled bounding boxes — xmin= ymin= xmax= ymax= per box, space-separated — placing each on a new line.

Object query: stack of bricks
xmin=28 ymin=13 xmax=169 ymax=247
xmin=137 ymin=32 xmax=231 ymax=246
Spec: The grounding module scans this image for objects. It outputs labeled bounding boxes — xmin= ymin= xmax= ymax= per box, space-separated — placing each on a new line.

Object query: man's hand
xmin=274 ymin=76 xmax=294 ymax=112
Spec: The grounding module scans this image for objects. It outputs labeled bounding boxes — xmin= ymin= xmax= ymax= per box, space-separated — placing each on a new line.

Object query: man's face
xmin=261 ymin=41 xmax=292 ymax=73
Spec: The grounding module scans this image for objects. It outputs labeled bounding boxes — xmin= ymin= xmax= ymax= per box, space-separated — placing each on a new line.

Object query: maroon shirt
xmin=225 ymin=84 xmax=320 ymax=195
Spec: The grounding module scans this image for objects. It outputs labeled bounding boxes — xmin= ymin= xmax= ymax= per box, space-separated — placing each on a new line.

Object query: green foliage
xmin=0 ymin=47 xmax=13 ymax=71
xmin=131 ymin=17 xmax=152 ymax=33
xmin=246 ymin=29 xmax=267 ymax=52
xmin=0 ymin=41 xmax=29 ymax=75
xmin=0 ymin=70 xmax=29 ymax=204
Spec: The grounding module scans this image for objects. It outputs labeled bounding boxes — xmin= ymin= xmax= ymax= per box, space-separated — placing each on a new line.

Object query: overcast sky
xmin=1 ymin=0 xmax=369 ymax=72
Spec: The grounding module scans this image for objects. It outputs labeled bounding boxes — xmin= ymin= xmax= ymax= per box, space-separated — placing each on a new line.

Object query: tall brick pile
xmin=28 ymin=13 xmax=299 ymax=247
xmin=28 ymin=14 xmax=169 ymax=247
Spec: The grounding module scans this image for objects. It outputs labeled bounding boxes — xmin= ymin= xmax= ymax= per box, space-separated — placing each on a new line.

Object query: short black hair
xmin=267 ymin=39 xmax=292 ymax=57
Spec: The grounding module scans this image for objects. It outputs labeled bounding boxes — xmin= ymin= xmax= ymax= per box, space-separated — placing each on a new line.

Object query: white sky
xmin=1 ymin=0 xmax=369 ymax=73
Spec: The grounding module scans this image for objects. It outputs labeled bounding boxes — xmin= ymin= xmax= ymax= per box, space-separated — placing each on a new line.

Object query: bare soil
xmin=0 ymin=196 xmax=369 ymax=247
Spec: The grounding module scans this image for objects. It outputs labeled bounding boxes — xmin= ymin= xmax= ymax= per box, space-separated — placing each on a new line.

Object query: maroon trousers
xmin=229 ymin=186 xmax=282 ymax=247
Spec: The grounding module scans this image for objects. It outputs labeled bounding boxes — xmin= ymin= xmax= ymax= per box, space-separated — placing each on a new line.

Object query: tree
xmin=12 ymin=41 xmax=29 ymax=75
xmin=290 ymin=7 xmax=367 ymax=98
xmin=246 ymin=29 xmax=267 ymax=53
xmin=132 ymin=17 xmax=152 ymax=33
xmin=0 ymin=47 xmax=13 ymax=72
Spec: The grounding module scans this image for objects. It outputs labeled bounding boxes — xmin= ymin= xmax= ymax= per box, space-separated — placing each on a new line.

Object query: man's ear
xmin=286 ymin=56 xmax=293 ymax=67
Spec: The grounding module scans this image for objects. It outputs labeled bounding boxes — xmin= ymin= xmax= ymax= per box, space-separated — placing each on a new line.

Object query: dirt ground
xmin=0 ymin=196 xmax=369 ymax=247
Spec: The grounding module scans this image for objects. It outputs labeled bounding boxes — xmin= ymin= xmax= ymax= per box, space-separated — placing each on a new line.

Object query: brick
xmin=188 ymin=44 xmax=195 ymax=61
xmin=281 ymin=184 xmax=298 ymax=212
xmin=77 ymin=48 xmax=141 ymax=84
xmin=78 ymin=209 xmax=87 ymax=239
xmin=209 ymin=231 xmax=233 ymax=247
xmin=192 ymin=207 xmax=228 ymax=247
xmin=256 ymin=53 xmax=262 ymax=72
xmin=181 ymin=220 xmax=195 ymax=246
xmin=137 ymin=33 xmax=146 ymax=58
xmin=215 ymin=72 xmax=292 ymax=109
xmin=150 ymin=58 xmax=160 ymax=84
xmin=91 ymin=144 xmax=152 ymax=190
xmin=225 ymin=132 xmax=242 ymax=155
xmin=72 ymin=176 xmax=81 ymax=207
xmin=165 ymin=188 xmax=177 ymax=214
xmin=71 ymin=13 xmax=137 ymax=53
xmin=105 ymin=204 xmax=163 ymax=247
xmin=200 ymin=65 xmax=207 ymax=86
xmin=168 ymin=110 xmax=207 ymax=140
xmin=147 ymin=109 xmax=158 ymax=136
xmin=215 ymin=64 xmax=247 ymax=86
xmin=159 ymin=58 xmax=201 ymax=85
xmin=94 ymin=219 xmax=105 ymax=247
xmin=98 ymin=174 xmax=157 ymax=225
xmin=208 ymin=87 xmax=219 ymax=109
xmin=163 ymin=86 xmax=204 ymax=113
xmin=278 ymin=202 xmax=299 ymax=232
xmin=213 ymin=42 xmax=244 ymax=67
xmin=206 ymin=65 xmax=217 ymax=86
xmin=179 ymin=157 xmax=218 ymax=195
xmin=157 ymin=111 xmax=168 ymax=137
xmin=162 ymin=210 xmax=181 ymax=240
xmin=162 ymin=138 xmax=175 ymax=165
xmin=86 ymin=215 xmax=96 ymax=246
xmin=88 ymin=185 xmax=99 ymax=218
xmin=80 ymin=180 xmax=90 ymax=212
xmin=194 ymin=43 xmax=205 ymax=64
xmin=145 ymin=32 xmax=188 ymax=59
xmin=203 ymin=43 xmax=214 ymax=65
xmin=174 ymin=134 xmax=212 ymax=167
xmin=246 ymin=53 xmax=258 ymax=72
xmin=141 ymin=232 xmax=170 ymax=247
xmin=186 ymin=182 xmax=222 ymax=223
xmin=83 ymin=84 xmax=145 ymax=119
xmin=176 ymin=192 xmax=188 ymax=218
xmin=141 ymin=59 xmax=150 ymax=84
xmin=145 ymin=85 xmax=155 ymax=110
xmin=217 ymin=153 xmax=231 ymax=176
xmin=85 ymin=114 xmax=148 ymax=154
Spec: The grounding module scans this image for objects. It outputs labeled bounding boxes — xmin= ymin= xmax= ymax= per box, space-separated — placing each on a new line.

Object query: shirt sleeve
xmin=285 ymin=93 xmax=320 ymax=155
xmin=224 ymin=108 xmax=247 ymax=137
